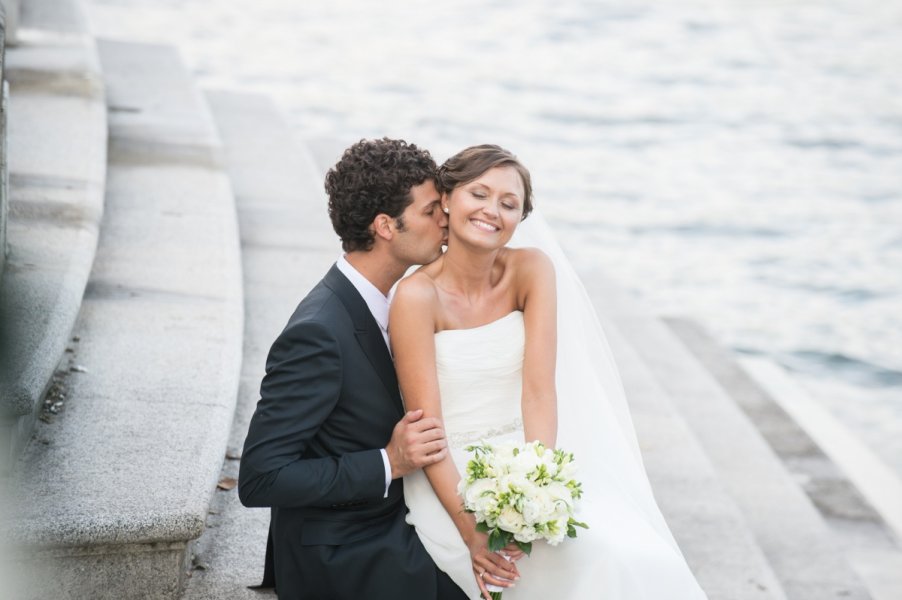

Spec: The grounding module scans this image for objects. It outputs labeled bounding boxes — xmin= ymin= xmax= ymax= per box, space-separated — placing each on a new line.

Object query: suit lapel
xmin=323 ymin=265 xmax=403 ymax=416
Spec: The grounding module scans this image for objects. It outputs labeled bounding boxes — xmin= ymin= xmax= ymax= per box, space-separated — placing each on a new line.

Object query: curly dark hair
xmin=437 ymin=144 xmax=533 ymax=220
xmin=325 ymin=138 xmax=438 ymax=252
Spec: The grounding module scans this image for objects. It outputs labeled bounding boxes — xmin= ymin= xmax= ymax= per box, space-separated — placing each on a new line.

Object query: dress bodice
xmin=434 ymin=311 xmax=524 ymax=448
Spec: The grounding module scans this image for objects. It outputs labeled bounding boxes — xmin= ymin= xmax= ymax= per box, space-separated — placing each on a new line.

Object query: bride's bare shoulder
xmin=502 ymin=247 xmax=554 ymax=277
xmin=393 ymin=269 xmax=439 ymax=310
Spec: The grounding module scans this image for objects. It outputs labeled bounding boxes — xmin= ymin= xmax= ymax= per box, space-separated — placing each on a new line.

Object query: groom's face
xmin=392 ymin=179 xmax=447 ymax=266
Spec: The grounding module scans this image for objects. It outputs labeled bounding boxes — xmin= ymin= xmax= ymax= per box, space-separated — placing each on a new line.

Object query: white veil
xmin=509 ymin=209 xmax=681 ymax=551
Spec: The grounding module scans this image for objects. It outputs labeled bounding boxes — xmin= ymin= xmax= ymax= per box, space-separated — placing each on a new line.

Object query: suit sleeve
xmin=238 ymin=319 xmax=386 ymax=508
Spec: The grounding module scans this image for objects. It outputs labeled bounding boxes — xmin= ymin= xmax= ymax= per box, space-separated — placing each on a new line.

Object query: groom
xmin=238 ymin=138 xmax=467 ymax=600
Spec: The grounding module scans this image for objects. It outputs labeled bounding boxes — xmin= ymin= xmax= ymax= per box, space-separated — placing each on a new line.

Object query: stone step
xmin=179 ymin=90 xmax=335 ymax=599
xmin=737 ymin=355 xmax=902 ymax=600
xmin=2 ymin=0 xmax=21 ymax=45
xmin=600 ymin=316 xmax=786 ymax=600
xmin=593 ymin=280 xmax=872 ymax=599
xmin=5 ymin=40 xmax=243 ymax=600
xmin=0 ymin=0 xmax=106 ymax=469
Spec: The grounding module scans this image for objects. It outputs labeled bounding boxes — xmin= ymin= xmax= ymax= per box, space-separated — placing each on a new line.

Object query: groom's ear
xmin=372 ymin=213 xmax=395 ymax=241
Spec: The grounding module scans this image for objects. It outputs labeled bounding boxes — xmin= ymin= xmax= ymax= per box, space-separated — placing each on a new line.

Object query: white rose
xmin=511 ymin=447 xmax=541 ymax=475
xmin=558 ymin=460 xmax=578 ymax=481
xmin=474 ymin=497 xmax=499 ymax=520
xmin=496 ymin=505 xmax=526 ymax=534
xmin=514 ymin=524 xmax=540 ymax=543
xmin=546 ymin=482 xmax=574 ymax=509
xmin=520 ymin=494 xmax=550 ymax=526
xmin=494 ymin=441 xmax=518 ymax=463
xmin=463 ymin=479 xmax=497 ymax=509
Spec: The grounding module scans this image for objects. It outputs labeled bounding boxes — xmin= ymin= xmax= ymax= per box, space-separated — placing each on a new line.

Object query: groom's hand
xmin=385 ymin=409 xmax=448 ymax=479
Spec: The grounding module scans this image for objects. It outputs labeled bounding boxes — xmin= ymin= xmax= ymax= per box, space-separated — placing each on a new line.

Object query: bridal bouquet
xmin=458 ymin=440 xmax=588 ymax=598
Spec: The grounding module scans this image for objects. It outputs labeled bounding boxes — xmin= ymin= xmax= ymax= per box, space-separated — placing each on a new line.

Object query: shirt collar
xmin=336 ymin=255 xmax=389 ymax=333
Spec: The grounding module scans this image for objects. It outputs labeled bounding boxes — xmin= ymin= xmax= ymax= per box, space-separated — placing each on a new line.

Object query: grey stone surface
xmin=0 ymin=0 xmax=106 ymax=465
xmin=1 ymin=23 xmax=7 ymax=284
xmin=577 ymin=272 xmax=786 ymax=599
xmin=10 ymin=540 xmax=191 ymax=600
xmin=21 ymin=0 xmax=86 ymax=34
xmin=179 ymin=90 xmax=335 ymax=600
xmin=1 ymin=0 xmax=18 ymax=45
xmin=6 ymin=40 xmax=243 ymax=599
xmin=602 ymin=317 xmax=786 ymax=600
xmin=616 ymin=311 xmax=871 ymax=599
xmin=670 ymin=319 xmax=902 ymax=600
xmin=737 ymin=356 xmax=902 ymax=600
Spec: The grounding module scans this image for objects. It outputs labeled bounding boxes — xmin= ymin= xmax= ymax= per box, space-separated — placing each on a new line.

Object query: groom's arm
xmin=238 ymin=319 xmax=384 ymax=508
xmin=238 ymin=319 xmax=447 ymax=509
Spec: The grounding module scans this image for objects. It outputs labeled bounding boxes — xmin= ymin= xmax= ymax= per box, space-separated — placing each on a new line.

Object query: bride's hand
xmin=502 ymin=541 xmax=526 ymax=562
xmin=466 ymin=531 xmax=520 ymax=600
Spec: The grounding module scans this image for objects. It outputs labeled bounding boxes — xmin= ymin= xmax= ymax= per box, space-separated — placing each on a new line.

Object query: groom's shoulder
xmin=289 ymin=278 xmax=344 ymax=325
xmin=271 ymin=275 xmax=348 ymax=341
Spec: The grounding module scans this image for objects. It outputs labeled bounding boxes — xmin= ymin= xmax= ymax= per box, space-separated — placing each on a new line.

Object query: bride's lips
xmin=470 ymin=218 xmax=500 ymax=233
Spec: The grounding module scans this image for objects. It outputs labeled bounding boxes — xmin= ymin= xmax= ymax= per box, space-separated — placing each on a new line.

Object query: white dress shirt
xmin=336 ymin=256 xmax=393 ymax=497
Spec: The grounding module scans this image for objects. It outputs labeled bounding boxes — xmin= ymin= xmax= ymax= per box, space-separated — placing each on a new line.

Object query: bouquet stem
xmin=490 ymin=593 xmax=503 ymax=600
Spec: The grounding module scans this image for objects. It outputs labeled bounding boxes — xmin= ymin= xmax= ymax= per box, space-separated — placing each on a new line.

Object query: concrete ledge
xmin=738 ymin=356 xmax=902 ymax=600
xmin=21 ymin=0 xmax=86 ymax=35
xmin=615 ymin=311 xmax=871 ymax=599
xmin=602 ymin=318 xmax=786 ymax=600
xmin=12 ymin=540 xmax=191 ymax=600
xmin=178 ymin=91 xmax=334 ymax=599
xmin=1 ymin=0 xmax=18 ymax=45
xmin=0 ymin=0 xmax=106 ymax=466
xmin=6 ymin=40 xmax=243 ymax=600
xmin=1 ymin=10 xmax=8 ymax=284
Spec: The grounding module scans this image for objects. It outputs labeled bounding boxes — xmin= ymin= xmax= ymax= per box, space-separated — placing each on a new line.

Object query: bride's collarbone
xmin=435 ymin=297 xmax=521 ymax=332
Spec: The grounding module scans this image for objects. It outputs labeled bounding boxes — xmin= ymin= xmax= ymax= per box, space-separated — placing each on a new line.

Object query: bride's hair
xmin=437 ymin=145 xmax=533 ymax=220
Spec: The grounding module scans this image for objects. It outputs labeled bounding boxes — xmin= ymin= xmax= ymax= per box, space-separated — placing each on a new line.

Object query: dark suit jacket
xmin=239 ymin=264 xmax=465 ymax=600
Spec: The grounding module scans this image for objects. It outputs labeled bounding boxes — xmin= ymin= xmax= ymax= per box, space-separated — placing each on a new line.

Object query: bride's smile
xmin=444 ymin=166 xmax=525 ymax=250
xmin=469 ymin=218 xmax=499 ymax=233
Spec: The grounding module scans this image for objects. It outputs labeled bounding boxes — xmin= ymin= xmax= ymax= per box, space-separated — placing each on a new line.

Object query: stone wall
xmin=0 ymin=4 xmax=7 ymax=284
xmin=0 ymin=1 xmax=15 ymax=45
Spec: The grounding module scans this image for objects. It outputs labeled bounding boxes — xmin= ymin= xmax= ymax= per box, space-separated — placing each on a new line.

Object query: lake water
xmin=85 ymin=0 xmax=902 ymax=471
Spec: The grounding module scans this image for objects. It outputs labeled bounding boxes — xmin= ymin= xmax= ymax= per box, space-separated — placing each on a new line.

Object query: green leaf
xmin=488 ymin=528 xmax=509 ymax=552
xmin=516 ymin=541 xmax=533 ymax=556
xmin=567 ymin=520 xmax=589 ymax=538
xmin=475 ymin=521 xmax=490 ymax=534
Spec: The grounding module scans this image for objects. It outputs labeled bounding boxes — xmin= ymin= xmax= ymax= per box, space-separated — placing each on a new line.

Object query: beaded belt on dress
xmin=448 ymin=418 xmax=523 ymax=448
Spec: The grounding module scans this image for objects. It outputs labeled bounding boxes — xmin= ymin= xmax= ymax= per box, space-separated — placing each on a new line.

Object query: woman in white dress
xmin=390 ymin=145 xmax=707 ymax=600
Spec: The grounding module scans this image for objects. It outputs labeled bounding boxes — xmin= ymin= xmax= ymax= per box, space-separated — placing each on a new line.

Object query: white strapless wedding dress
xmin=403 ymin=310 xmax=707 ymax=599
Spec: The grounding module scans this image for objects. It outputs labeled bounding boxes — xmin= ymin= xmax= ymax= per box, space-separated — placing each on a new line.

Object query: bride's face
xmin=443 ymin=166 xmax=525 ymax=249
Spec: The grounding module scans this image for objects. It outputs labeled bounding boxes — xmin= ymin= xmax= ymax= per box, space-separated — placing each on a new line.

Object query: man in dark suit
xmin=238 ymin=139 xmax=466 ymax=600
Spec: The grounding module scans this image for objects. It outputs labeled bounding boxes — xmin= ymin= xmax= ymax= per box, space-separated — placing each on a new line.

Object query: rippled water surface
xmin=86 ymin=0 xmax=902 ymax=469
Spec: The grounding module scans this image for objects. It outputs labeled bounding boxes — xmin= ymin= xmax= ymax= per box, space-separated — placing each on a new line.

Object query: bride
xmin=390 ymin=145 xmax=708 ymax=600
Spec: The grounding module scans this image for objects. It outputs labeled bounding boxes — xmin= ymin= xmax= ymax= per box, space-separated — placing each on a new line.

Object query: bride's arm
xmin=391 ymin=275 xmax=520 ymax=596
xmin=516 ymin=248 xmax=558 ymax=448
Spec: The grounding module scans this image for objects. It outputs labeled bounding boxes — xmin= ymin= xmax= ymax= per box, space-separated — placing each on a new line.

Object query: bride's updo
xmin=437 ymin=145 xmax=534 ymax=220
